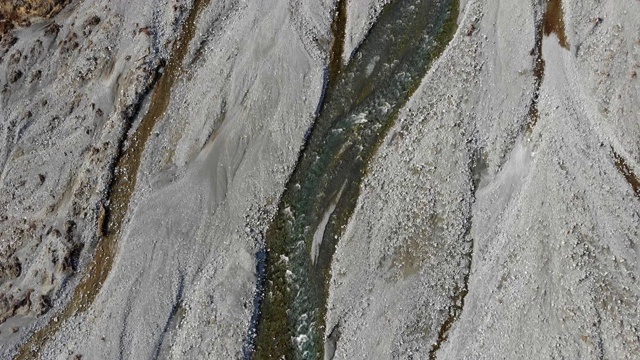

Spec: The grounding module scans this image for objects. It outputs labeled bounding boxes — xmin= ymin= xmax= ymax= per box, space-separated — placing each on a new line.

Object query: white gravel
xmin=0 ymin=0 xmax=638 ymax=358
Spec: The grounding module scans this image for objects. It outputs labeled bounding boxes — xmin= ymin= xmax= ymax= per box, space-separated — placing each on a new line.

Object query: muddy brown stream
xmin=15 ymin=0 xmax=210 ymax=358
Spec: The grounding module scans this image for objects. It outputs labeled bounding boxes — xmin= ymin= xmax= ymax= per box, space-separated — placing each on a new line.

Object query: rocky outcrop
xmin=0 ymin=0 xmax=71 ymax=26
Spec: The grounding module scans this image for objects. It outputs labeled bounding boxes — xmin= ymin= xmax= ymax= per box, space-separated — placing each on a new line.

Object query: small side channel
xmin=15 ymin=0 xmax=211 ymax=358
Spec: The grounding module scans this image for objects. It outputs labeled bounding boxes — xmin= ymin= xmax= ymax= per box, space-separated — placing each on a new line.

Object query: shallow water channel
xmin=250 ymin=0 xmax=459 ymax=358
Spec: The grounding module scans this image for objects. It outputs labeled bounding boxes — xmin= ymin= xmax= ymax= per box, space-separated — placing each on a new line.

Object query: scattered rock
xmin=83 ymin=15 xmax=100 ymax=28
xmin=96 ymin=201 xmax=106 ymax=237
xmin=0 ymin=1 xmax=72 ymax=28
xmin=35 ymin=294 xmax=52 ymax=315
xmin=0 ymin=256 xmax=22 ymax=281
xmin=44 ymin=22 xmax=61 ymax=37
xmin=60 ymin=242 xmax=84 ymax=272
xmin=30 ymin=69 xmax=41 ymax=82
xmin=466 ymin=24 xmax=475 ymax=36
xmin=138 ymin=26 xmax=153 ymax=36
xmin=9 ymin=69 xmax=23 ymax=83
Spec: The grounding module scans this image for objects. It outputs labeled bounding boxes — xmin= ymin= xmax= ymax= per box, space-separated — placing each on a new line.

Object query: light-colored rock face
xmin=0 ymin=0 xmax=638 ymax=359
